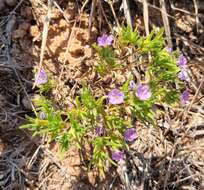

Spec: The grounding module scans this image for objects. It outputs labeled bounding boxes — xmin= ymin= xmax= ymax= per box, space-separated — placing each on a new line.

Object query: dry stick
xmin=98 ymin=0 xmax=102 ymax=32
xmin=159 ymin=0 xmax=172 ymax=48
xmin=174 ymin=33 xmax=204 ymax=52
xmin=2 ymin=16 xmax=37 ymax=116
xmin=122 ymin=0 xmax=133 ymax=29
xmin=157 ymin=84 xmax=204 ymax=164
xmin=0 ymin=0 xmax=24 ymax=27
xmin=135 ymin=0 xmax=175 ymax=20
xmin=38 ymin=158 xmax=50 ymax=179
xmin=27 ymin=145 xmax=71 ymax=185
xmin=107 ymin=0 xmax=120 ymax=28
xmin=143 ymin=0 xmax=149 ymax=36
xmin=81 ymin=0 xmax=90 ymax=12
xmin=170 ymin=1 xmax=204 ymax=19
xmin=123 ymin=0 xmax=139 ymax=85
xmin=57 ymin=0 xmax=88 ymax=89
xmin=182 ymin=78 xmax=203 ymax=131
xmin=170 ymin=174 xmax=198 ymax=186
xmin=143 ymin=0 xmax=151 ymax=62
xmin=163 ymin=147 xmax=175 ymax=189
xmin=162 ymin=77 xmax=204 ymax=189
xmin=33 ymin=0 xmax=53 ymax=88
xmin=41 ymin=147 xmax=71 ymax=180
xmin=193 ymin=0 xmax=199 ymax=33
xmin=98 ymin=0 xmax=113 ymax=32
xmin=38 ymin=171 xmax=53 ymax=188
xmin=183 ymin=77 xmax=204 ymax=122
xmin=53 ymin=0 xmax=72 ymax=24
xmin=27 ymin=145 xmax=41 ymax=169
xmin=174 ymin=72 xmax=204 ymax=122
xmin=88 ymin=0 xmax=96 ymax=39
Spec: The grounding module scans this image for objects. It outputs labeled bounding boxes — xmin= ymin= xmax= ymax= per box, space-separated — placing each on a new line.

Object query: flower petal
xmin=181 ymin=90 xmax=189 ymax=104
xmin=112 ymin=151 xmax=125 ymax=161
xmin=136 ymin=84 xmax=151 ymax=100
xmin=35 ymin=69 xmax=48 ymax=86
xmin=108 ymin=89 xmax=125 ymax=105
xmin=97 ymin=34 xmax=113 ymax=47
xmin=124 ymin=128 xmax=137 ymax=142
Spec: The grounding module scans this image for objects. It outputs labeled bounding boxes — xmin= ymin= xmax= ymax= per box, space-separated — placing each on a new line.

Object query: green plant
xmin=21 ymin=26 xmax=188 ymax=174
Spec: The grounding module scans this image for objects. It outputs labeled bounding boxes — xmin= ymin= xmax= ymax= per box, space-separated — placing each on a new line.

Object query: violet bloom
xmin=112 ymin=150 xmax=125 ymax=161
xmin=124 ymin=128 xmax=137 ymax=142
xmin=97 ymin=34 xmax=113 ymax=47
xmin=178 ymin=69 xmax=190 ymax=82
xmin=136 ymin=84 xmax=151 ymax=101
xmin=181 ymin=90 xmax=189 ymax=104
xmin=166 ymin=46 xmax=172 ymax=53
xmin=35 ymin=69 xmax=48 ymax=86
xmin=177 ymin=54 xmax=187 ymax=68
xmin=108 ymin=89 xmax=125 ymax=105
xmin=95 ymin=126 xmax=104 ymax=135
xmin=39 ymin=112 xmax=46 ymax=120
xmin=129 ymin=80 xmax=136 ymax=90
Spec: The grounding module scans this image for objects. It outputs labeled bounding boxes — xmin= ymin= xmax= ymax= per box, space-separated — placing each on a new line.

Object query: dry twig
xmin=159 ymin=0 xmax=172 ymax=48
xmin=193 ymin=0 xmax=199 ymax=33
xmin=143 ymin=0 xmax=149 ymax=36
xmin=88 ymin=0 xmax=97 ymax=39
xmin=122 ymin=0 xmax=132 ymax=29
xmin=34 ymin=0 xmax=53 ymax=87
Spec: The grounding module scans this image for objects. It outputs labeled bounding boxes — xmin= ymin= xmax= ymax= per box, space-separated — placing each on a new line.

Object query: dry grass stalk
xmin=34 ymin=0 xmax=52 ymax=87
xmin=159 ymin=0 xmax=172 ymax=48
xmin=88 ymin=0 xmax=96 ymax=39
xmin=143 ymin=0 xmax=149 ymax=36
xmin=134 ymin=0 xmax=175 ymax=20
xmin=193 ymin=0 xmax=199 ymax=33
xmin=98 ymin=0 xmax=113 ymax=31
xmin=122 ymin=0 xmax=133 ymax=29
xmin=107 ymin=0 xmax=120 ymax=28
xmin=53 ymin=0 xmax=71 ymax=24
xmin=170 ymin=2 xmax=204 ymax=19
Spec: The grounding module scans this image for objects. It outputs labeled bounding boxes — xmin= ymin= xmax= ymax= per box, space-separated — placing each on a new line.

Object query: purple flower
xmin=166 ymin=46 xmax=172 ymax=53
xmin=39 ymin=112 xmax=46 ymax=120
xmin=136 ymin=84 xmax=151 ymax=101
xmin=124 ymin=128 xmax=137 ymax=142
xmin=177 ymin=54 xmax=187 ymax=68
xmin=111 ymin=150 xmax=125 ymax=161
xmin=35 ymin=69 xmax=48 ymax=86
xmin=108 ymin=89 xmax=125 ymax=105
xmin=129 ymin=80 xmax=136 ymax=90
xmin=178 ymin=69 xmax=190 ymax=82
xmin=181 ymin=90 xmax=189 ymax=104
xmin=95 ymin=126 xmax=104 ymax=135
xmin=97 ymin=34 xmax=113 ymax=47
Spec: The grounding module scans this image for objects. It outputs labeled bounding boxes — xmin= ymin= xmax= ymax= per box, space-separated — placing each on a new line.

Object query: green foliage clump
xmin=21 ymin=26 xmax=185 ymax=174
